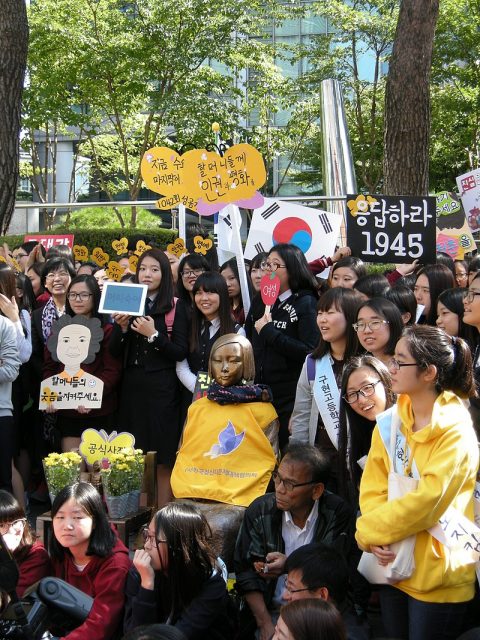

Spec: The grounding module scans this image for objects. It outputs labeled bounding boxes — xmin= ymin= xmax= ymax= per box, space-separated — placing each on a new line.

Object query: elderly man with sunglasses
xmin=234 ymin=443 xmax=354 ymax=640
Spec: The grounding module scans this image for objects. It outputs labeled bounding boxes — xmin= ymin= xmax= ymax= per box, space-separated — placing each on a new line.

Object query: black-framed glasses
xmin=272 ymin=471 xmax=317 ymax=492
xmin=463 ymin=290 xmax=480 ymax=304
xmin=352 ymin=320 xmax=389 ymax=333
xmin=67 ymin=292 xmax=93 ymax=301
xmin=141 ymin=527 xmax=167 ymax=545
xmin=265 ymin=262 xmax=286 ymax=272
xmin=343 ymin=379 xmax=382 ymax=404
xmin=282 ymin=576 xmax=311 ymax=595
xmin=181 ymin=269 xmax=204 ymax=278
xmin=387 ymin=357 xmax=418 ymax=372
xmin=0 ymin=518 xmax=26 ymax=536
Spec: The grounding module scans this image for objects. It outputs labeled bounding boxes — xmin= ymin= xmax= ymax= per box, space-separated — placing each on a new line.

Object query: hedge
xmin=1 ymin=228 xmax=178 ymax=253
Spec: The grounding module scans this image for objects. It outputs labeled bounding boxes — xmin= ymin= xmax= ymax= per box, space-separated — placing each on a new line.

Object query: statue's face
xmin=211 ymin=342 xmax=244 ymax=387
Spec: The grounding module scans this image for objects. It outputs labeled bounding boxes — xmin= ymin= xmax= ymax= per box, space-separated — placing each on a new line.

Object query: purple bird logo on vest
xmin=203 ymin=421 xmax=245 ymax=459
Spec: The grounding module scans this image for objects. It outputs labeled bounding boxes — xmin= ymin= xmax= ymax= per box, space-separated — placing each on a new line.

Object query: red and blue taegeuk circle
xmin=272 ymin=217 xmax=312 ymax=253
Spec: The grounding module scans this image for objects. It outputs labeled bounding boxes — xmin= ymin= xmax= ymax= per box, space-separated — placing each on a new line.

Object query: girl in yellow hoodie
xmin=356 ymin=325 xmax=479 ymax=640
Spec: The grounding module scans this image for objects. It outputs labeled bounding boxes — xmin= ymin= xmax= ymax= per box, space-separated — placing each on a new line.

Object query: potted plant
xmin=100 ymin=448 xmax=144 ymax=518
xmin=43 ymin=452 xmax=82 ymax=504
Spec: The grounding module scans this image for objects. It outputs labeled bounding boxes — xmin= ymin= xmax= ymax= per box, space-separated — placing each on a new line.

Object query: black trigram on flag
xmin=221 ymin=214 xmax=232 ymax=228
xmin=254 ymin=242 xmax=265 ymax=254
xmin=319 ymin=212 xmax=332 ymax=234
xmin=261 ymin=202 xmax=280 ymax=220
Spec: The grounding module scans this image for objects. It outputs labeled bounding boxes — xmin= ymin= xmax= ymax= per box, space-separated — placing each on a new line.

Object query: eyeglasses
xmin=181 ymin=269 xmax=204 ymax=278
xmin=456 ymin=273 xmax=468 ymax=280
xmin=282 ymin=576 xmax=311 ymax=595
xmin=463 ymin=290 xmax=480 ymax=304
xmin=272 ymin=471 xmax=317 ymax=492
xmin=141 ymin=527 xmax=167 ymax=545
xmin=67 ymin=292 xmax=93 ymax=301
xmin=387 ymin=357 xmax=418 ymax=372
xmin=343 ymin=379 xmax=382 ymax=404
xmin=45 ymin=271 xmax=70 ymax=281
xmin=0 ymin=518 xmax=26 ymax=536
xmin=265 ymin=262 xmax=286 ymax=272
xmin=353 ymin=320 xmax=389 ymax=333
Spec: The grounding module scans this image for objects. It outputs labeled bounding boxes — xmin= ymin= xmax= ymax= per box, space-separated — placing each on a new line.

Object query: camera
xmin=0 ymin=533 xmax=92 ymax=639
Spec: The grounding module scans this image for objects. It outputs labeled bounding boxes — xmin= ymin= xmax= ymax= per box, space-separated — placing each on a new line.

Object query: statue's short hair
xmin=208 ymin=333 xmax=255 ymax=383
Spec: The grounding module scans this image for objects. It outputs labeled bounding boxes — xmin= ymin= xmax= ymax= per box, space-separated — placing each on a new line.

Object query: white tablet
xmin=98 ymin=281 xmax=148 ymax=316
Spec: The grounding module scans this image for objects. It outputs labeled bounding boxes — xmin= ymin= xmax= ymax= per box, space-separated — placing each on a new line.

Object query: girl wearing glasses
xmin=337 ymin=355 xmax=395 ymax=506
xmin=248 ymin=243 xmax=320 ymax=448
xmin=0 ymin=489 xmax=51 ymax=602
xmin=356 ymin=326 xmax=478 ymax=640
xmin=354 ymin=298 xmax=404 ymax=366
xmin=124 ymin=502 xmax=232 ymax=639
xmin=42 ymin=275 xmax=122 ymax=453
xmin=50 ymin=482 xmax=131 ymax=640
xmin=290 ymin=288 xmax=363 ymax=485
xmin=176 ymin=255 xmax=209 ymax=309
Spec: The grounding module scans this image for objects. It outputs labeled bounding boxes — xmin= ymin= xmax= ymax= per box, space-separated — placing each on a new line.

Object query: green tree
xmin=24 ymin=0 xmax=283 ymax=229
xmin=0 ymin=1 xmax=28 ymax=234
xmin=429 ymin=0 xmax=480 ymax=191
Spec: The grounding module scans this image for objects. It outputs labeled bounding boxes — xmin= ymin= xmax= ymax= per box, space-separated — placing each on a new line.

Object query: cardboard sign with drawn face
xmin=39 ymin=315 xmax=104 ymax=410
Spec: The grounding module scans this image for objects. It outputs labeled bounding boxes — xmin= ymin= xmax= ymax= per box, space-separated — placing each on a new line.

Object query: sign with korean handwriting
xmin=193 ymin=371 xmax=211 ymax=402
xmin=435 ymin=191 xmax=475 ymax=259
xmin=346 ymin=194 xmax=436 ymax=264
xmin=39 ymin=316 xmax=104 ymax=410
xmin=456 ymin=169 xmax=480 ymax=233
xmin=79 ymin=429 xmax=135 ymax=465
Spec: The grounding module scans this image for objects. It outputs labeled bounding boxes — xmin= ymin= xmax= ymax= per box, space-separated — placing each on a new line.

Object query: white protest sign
xmin=456 ymin=169 xmax=480 ymax=233
xmin=244 ymin=198 xmax=341 ymax=263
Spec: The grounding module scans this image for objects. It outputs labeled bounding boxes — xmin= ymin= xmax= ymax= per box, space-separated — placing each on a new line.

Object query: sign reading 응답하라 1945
xmin=345 ymin=194 xmax=437 ymax=265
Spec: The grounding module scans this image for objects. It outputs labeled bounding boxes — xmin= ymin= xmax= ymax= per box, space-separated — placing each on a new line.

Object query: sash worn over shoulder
xmin=311 ymin=355 xmax=340 ymax=450
xmin=377 ymin=406 xmax=480 ymax=566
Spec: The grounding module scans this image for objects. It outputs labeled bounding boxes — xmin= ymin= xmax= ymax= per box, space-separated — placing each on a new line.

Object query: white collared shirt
xmin=272 ymin=499 xmax=319 ymax=607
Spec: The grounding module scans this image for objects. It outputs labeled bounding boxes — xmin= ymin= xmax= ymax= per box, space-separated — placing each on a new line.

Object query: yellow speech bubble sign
xmin=134 ymin=240 xmax=151 ymax=257
xmin=167 ymin=237 xmax=187 ymax=259
xmin=183 ymin=143 xmax=267 ymax=215
xmin=128 ymin=255 xmax=138 ymax=273
xmin=106 ymin=261 xmax=126 ymax=282
xmin=112 ymin=237 xmax=129 ymax=256
xmin=141 ymin=147 xmax=192 ymax=210
xmin=193 ymin=236 xmax=213 ymax=255
xmin=91 ymin=247 xmax=110 ymax=267
xmin=73 ymin=245 xmax=89 ymax=262
xmin=79 ymin=429 xmax=136 ymax=465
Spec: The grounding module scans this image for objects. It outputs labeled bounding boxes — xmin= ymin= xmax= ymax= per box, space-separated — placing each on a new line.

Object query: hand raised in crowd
xmin=331 ymin=245 xmax=351 ymax=262
xmin=112 ymin=313 xmax=130 ymax=333
xmin=394 ymin=259 xmax=419 ymax=276
xmin=133 ymin=548 xmax=155 ymax=590
xmin=131 ymin=315 xmax=156 ymax=338
xmin=255 ymin=311 xmax=272 ymax=334
xmin=26 ymin=243 xmax=45 ymax=271
xmin=0 ymin=294 xmax=20 ymax=323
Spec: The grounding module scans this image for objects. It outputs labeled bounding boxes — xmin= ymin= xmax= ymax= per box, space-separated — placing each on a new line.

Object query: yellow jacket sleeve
xmin=356 ymin=399 xmax=478 ymax=550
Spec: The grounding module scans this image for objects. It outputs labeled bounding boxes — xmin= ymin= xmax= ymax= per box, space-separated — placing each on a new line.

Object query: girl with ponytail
xmin=356 ymin=326 xmax=479 ymax=640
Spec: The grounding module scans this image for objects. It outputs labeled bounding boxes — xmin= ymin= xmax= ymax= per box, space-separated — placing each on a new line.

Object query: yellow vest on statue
xmin=171 ymin=397 xmax=277 ymax=507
